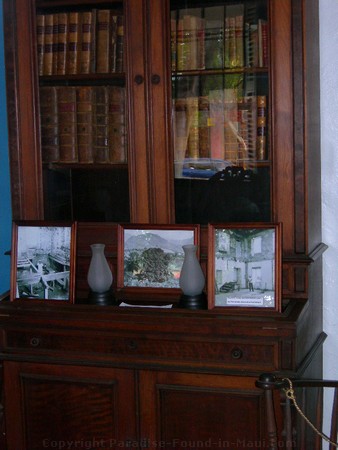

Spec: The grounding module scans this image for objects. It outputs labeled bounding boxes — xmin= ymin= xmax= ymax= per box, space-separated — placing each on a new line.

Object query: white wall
xmin=320 ymin=0 xmax=338 ymax=380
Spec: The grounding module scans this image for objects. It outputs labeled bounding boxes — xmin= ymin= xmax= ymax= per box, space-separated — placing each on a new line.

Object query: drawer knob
xmin=134 ymin=74 xmax=144 ymax=85
xmin=30 ymin=337 xmax=40 ymax=347
xmin=231 ymin=348 xmax=243 ymax=359
xmin=151 ymin=74 xmax=161 ymax=85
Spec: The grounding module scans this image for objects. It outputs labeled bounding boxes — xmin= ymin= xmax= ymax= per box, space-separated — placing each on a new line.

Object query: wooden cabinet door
xmin=126 ymin=0 xmax=173 ymax=224
xmin=3 ymin=361 xmax=137 ymax=450
xmin=139 ymin=370 xmax=266 ymax=450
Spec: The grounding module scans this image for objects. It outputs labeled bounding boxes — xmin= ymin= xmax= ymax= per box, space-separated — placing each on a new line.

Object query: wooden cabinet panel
xmin=3 ymin=361 xmax=137 ymax=450
xmin=139 ymin=371 xmax=265 ymax=450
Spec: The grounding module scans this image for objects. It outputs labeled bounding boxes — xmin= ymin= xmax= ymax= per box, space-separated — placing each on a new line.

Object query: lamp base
xmin=178 ymin=292 xmax=208 ymax=310
xmin=79 ymin=289 xmax=118 ymax=306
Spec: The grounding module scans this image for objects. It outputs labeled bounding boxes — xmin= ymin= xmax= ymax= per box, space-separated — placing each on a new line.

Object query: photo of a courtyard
xmin=214 ymin=228 xmax=275 ymax=308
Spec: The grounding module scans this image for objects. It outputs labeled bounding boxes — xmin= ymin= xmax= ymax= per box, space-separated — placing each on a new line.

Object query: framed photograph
xmin=208 ymin=223 xmax=282 ymax=312
xmin=10 ymin=221 xmax=77 ymax=303
xmin=117 ymin=224 xmax=199 ymax=298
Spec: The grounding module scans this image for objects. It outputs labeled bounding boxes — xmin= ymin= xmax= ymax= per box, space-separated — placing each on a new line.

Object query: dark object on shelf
xmin=175 ymin=165 xmax=270 ymax=224
xmin=178 ymin=292 xmax=208 ymax=310
xmin=198 ymin=166 xmax=263 ymax=223
xmin=79 ymin=289 xmax=118 ymax=306
xmin=216 ymin=166 xmax=254 ymax=181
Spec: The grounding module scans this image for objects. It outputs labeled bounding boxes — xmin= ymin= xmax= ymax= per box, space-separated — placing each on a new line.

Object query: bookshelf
xmin=3 ymin=0 xmax=322 ymax=300
xmin=171 ymin=0 xmax=270 ymax=223
xmin=36 ymin=1 xmax=129 ymax=221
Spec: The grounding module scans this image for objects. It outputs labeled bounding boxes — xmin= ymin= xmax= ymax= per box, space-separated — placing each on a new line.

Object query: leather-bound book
xmin=96 ymin=9 xmax=111 ymax=73
xmin=108 ymin=86 xmax=126 ymax=163
xmin=90 ymin=9 xmax=97 ymax=73
xmin=39 ymin=86 xmax=59 ymax=162
xmin=43 ymin=13 xmax=54 ymax=75
xmin=110 ymin=14 xmax=118 ymax=72
xmin=36 ymin=14 xmax=45 ymax=76
xmin=58 ymin=87 xmax=78 ymax=162
xmin=76 ymin=86 xmax=94 ymax=163
xmin=115 ymin=15 xmax=124 ymax=72
xmin=57 ymin=12 xmax=68 ymax=75
xmin=66 ymin=11 xmax=80 ymax=74
xmin=52 ymin=13 xmax=59 ymax=74
xmin=79 ymin=10 xmax=93 ymax=74
xmin=93 ymin=86 xmax=109 ymax=163
xmin=186 ymin=96 xmax=199 ymax=158
xmin=256 ymin=95 xmax=267 ymax=160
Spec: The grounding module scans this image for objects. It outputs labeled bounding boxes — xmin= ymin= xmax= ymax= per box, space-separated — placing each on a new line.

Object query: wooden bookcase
xmin=0 ymin=0 xmax=324 ymax=448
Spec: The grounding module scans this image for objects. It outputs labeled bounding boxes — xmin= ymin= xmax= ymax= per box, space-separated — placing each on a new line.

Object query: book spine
xmin=235 ymin=13 xmax=244 ymax=68
xmin=228 ymin=16 xmax=236 ymax=68
xmin=256 ymin=95 xmax=267 ymax=160
xmin=90 ymin=9 xmax=97 ymax=73
xmin=225 ymin=4 xmax=244 ymax=68
xmin=191 ymin=16 xmax=201 ymax=70
xmin=176 ymin=18 xmax=185 ymax=71
xmin=244 ymin=2 xmax=259 ymax=69
xmin=173 ymin=98 xmax=189 ymax=177
xmin=57 ymin=13 xmax=68 ymax=75
xmin=196 ymin=17 xmax=205 ymax=70
xmin=244 ymin=22 xmax=250 ymax=68
xmin=115 ymin=15 xmax=124 ymax=72
xmin=76 ymin=86 xmax=94 ymax=163
xmin=108 ymin=86 xmax=126 ymax=163
xmin=66 ymin=12 xmax=80 ymax=75
xmin=96 ymin=9 xmax=111 ymax=73
xmin=58 ymin=87 xmax=78 ymax=162
xmin=209 ymin=89 xmax=225 ymax=160
xmin=224 ymin=88 xmax=239 ymax=161
xmin=183 ymin=15 xmax=193 ymax=70
xmin=244 ymin=95 xmax=257 ymax=160
xmin=39 ymin=86 xmax=59 ymax=162
xmin=93 ymin=86 xmax=109 ymax=163
xmin=258 ymin=19 xmax=268 ymax=67
xmin=170 ymin=14 xmax=177 ymax=71
xmin=36 ymin=14 xmax=45 ymax=76
xmin=249 ymin=24 xmax=259 ymax=67
xmin=110 ymin=14 xmax=118 ymax=73
xmin=198 ymin=96 xmax=210 ymax=158
xmin=52 ymin=13 xmax=59 ymax=74
xmin=237 ymin=103 xmax=249 ymax=160
xmin=224 ymin=16 xmax=230 ymax=68
xmin=204 ymin=6 xmax=224 ymax=69
xmin=186 ymin=96 xmax=199 ymax=158
xmin=80 ymin=11 xmax=93 ymax=74
xmin=43 ymin=14 xmax=54 ymax=75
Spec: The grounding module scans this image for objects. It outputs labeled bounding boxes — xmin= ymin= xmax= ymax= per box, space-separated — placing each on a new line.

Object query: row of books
xmin=40 ymin=85 xmax=127 ymax=164
xmin=37 ymin=10 xmax=124 ymax=76
xmin=171 ymin=4 xmax=268 ymax=71
xmin=173 ymin=93 xmax=267 ymax=169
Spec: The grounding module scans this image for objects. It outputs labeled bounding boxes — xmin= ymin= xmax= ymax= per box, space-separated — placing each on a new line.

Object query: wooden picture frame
xmin=10 ymin=221 xmax=77 ymax=303
xmin=117 ymin=224 xmax=199 ymax=299
xmin=208 ymin=223 xmax=282 ymax=313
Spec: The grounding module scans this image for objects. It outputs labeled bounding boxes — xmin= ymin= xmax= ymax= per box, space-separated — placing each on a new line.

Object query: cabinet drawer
xmin=3 ymin=329 xmax=279 ymax=371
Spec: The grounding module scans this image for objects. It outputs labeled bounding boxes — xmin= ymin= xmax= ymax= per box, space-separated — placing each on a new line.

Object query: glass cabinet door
xmin=37 ymin=1 xmax=130 ymax=222
xmin=170 ymin=0 xmax=270 ymax=224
